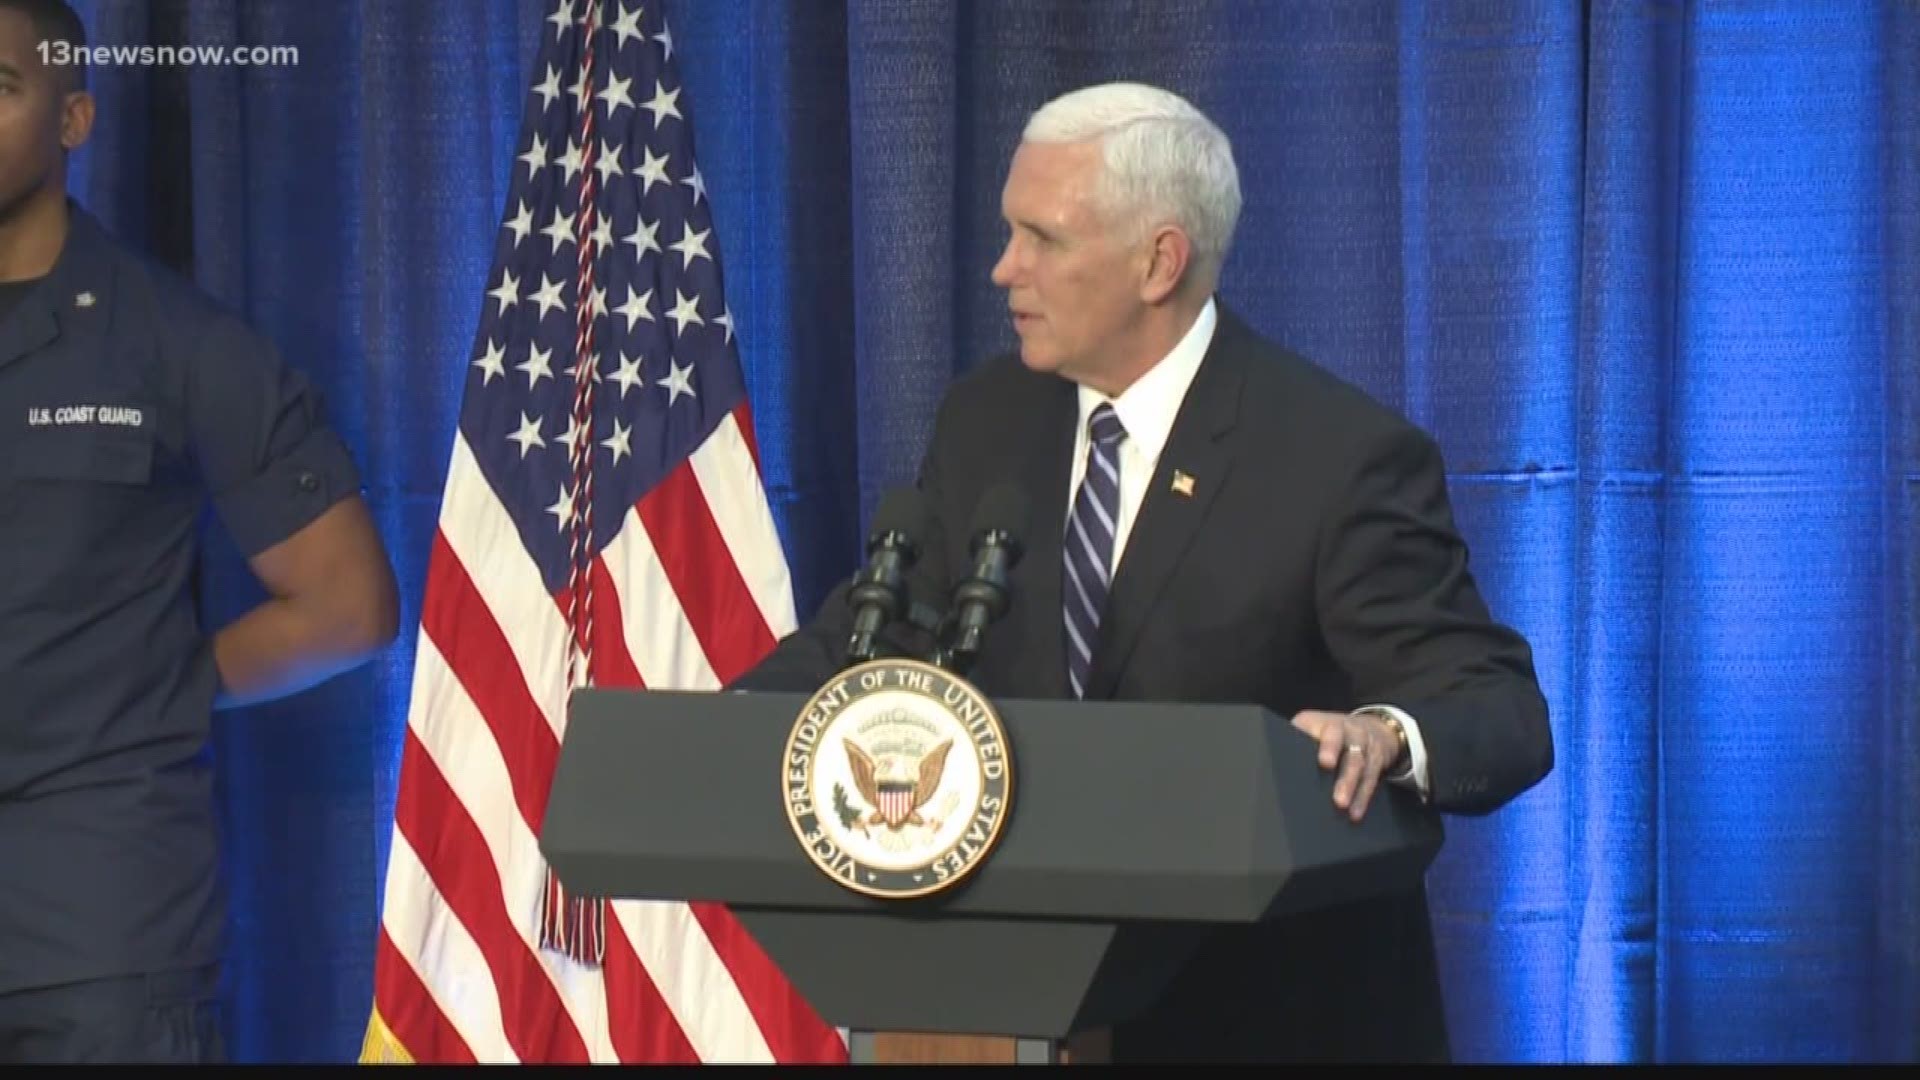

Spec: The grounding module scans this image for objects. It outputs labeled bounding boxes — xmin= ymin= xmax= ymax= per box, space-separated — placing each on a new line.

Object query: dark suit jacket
xmin=734 ymin=304 xmax=1554 ymax=1062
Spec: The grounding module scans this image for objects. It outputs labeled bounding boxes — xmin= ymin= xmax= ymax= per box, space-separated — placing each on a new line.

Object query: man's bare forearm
xmin=212 ymin=589 xmax=397 ymax=709
xmin=212 ymin=496 xmax=400 ymax=709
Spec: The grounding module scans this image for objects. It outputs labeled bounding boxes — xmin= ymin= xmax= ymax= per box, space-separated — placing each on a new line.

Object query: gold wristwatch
xmin=1356 ymin=706 xmax=1412 ymax=779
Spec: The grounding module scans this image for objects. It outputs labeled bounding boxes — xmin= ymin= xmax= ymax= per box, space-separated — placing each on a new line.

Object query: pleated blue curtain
xmin=60 ymin=0 xmax=1915 ymax=1063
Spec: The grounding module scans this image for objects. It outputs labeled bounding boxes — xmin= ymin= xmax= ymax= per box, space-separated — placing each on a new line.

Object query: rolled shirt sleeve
xmin=187 ymin=315 xmax=363 ymax=557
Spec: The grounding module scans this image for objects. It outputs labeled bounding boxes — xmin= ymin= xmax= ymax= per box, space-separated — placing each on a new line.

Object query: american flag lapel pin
xmin=1171 ymin=470 xmax=1196 ymax=497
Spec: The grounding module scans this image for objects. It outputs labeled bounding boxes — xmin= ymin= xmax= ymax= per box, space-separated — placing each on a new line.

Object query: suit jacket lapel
xmin=1084 ymin=324 xmax=1245 ymax=699
xmin=1008 ymin=376 xmax=1078 ymax=699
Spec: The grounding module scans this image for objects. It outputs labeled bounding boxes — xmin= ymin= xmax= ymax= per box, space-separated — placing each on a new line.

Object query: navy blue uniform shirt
xmin=0 ymin=205 xmax=362 ymax=994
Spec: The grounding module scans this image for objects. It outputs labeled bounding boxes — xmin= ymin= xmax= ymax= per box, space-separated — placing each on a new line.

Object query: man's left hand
xmin=1292 ymin=709 xmax=1400 ymax=823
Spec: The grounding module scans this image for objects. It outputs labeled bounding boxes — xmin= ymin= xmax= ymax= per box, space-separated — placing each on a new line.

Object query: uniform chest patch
xmin=25 ymin=405 xmax=147 ymax=429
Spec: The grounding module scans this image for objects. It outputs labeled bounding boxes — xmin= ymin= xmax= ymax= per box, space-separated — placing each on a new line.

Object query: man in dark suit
xmin=734 ymin=81 xmax=1553 ymax=1062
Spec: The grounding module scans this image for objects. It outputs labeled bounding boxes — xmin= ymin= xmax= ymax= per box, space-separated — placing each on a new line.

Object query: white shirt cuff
xmin=1356 ymin=703 xmax=1430 ymax=802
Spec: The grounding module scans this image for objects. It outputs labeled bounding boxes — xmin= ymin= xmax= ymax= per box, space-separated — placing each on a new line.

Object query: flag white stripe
xmin=688 ymin=414 xmax=800 ymax=637
xmin=434 ymin=432 xmax=768 ymax=1062
xmin=591 ymin=524 xmax=769 ymax=1056
xmin=377 ymin=0 xmax=844 ymax=1060
xmin=601 ymin=505 xmax=723 ymax=690
xmin=382 ymin=820 xmax=518 ymax=1063
xmin=611 ymin=901 xmax=776 ymax=1064
xmin=409 ymin=632 xmax=619 ymax=1062
xmin=437 ymin=434 xmax=573 ymax=738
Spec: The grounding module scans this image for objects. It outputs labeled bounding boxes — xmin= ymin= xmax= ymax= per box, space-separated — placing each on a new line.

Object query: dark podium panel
xmin=540 ymin=688 xmax=1444 ymax=1044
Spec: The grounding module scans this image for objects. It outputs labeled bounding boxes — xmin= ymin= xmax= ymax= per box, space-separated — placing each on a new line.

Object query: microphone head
xmin=868 ymin=486 xmax=932 ymax=553
xmin=968 ymin=483 xmax=1029 ymax=560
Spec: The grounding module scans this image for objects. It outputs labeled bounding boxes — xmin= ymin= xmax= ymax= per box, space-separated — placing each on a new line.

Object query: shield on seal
xmin=876 ymin=782 xmax=915 ymax=828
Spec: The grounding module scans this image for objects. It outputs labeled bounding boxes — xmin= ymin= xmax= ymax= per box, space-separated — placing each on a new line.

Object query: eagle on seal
xmin=844 ymin=738 xmax=952 ymax=832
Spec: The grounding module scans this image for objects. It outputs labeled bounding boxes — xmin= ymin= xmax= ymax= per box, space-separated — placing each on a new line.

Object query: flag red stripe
xmin=582 ymin=554 xmax=647 ymax=692
xmin=687 ymin=901 xmax=847 ymax=1062
xmin=373 ymin=926 xmax=476 ymax=1064
xmin=634 ymin=459 xmax=777 ymax=685
xmin=422 ymin=531 xmax=561 ymax=831
xmin=574 ymin=552 xmax=808 ymax=1062
xmin=570 ymin=555 xmax=703 ymax=1065
xmin=732 ymin=401 xmax=763 ymax=470
xmin=602 ymin=916 xmax=704 ymax=1063
xmin=603 ymin=493 xmax=843 ymax=1061
xmin=379 ymin=0 xmax=848 ymax=1060
xmin=395 ymin=731 xmax=591 ymax=1063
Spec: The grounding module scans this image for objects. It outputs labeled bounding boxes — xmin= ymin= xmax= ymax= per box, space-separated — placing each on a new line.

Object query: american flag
xmin=361 ymin=0 xmax=847 ymax=1064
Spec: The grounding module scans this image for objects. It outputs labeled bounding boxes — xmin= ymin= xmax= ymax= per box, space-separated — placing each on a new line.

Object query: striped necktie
xmin=1063 ymin=403 xmax=1126 ymax=698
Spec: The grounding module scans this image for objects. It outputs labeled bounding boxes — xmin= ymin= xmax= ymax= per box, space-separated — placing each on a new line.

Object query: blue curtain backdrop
xmin=57 ymin=0 xmax=1916 ymax=1064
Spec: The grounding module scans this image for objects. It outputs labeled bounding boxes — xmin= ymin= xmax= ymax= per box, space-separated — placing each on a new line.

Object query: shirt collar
xmin=1075 ymin=296 xmax=1218 ymax=462
xmin=0 ymin=202 xmax=123 ymax=372
xmin=0 ymin=199 xmax=115 ymax=328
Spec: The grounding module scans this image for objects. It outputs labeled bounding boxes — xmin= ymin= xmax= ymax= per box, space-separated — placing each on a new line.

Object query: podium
xmin=539 ymin=687 xmax=1443 ymax=1063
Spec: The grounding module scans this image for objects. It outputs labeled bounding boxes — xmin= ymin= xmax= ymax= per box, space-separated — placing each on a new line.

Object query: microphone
xmin=844 ymin=487 xmax=931 ymax=665
xmin=937 ymin=484 xmax=1029 ymax=674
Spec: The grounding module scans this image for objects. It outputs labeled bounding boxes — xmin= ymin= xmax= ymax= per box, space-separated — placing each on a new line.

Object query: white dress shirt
xmin=1064 ymin=298 xmax=1432 ymax=800
xmin=1066 ymin=299 xmax=1217 ymax=569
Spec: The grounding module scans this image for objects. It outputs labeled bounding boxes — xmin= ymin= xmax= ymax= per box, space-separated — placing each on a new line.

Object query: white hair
xmin=1022 ymin=82 xmax=1242 ymax=287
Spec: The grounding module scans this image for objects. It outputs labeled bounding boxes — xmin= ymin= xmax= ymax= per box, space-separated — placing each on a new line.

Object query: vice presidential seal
xmin=781 ymin=658 xmax=1013 ymax=899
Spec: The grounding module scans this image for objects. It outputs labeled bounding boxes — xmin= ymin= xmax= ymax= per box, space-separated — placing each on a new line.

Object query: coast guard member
xmin=0 ymin=0 xmax=398 ymax=1061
